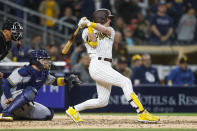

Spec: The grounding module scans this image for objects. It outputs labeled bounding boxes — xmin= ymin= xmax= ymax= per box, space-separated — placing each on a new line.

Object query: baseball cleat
xmin=66 ymin=107 xmax=83 ymax=123
xmin=0 ymin=113 xmax=13 ymax=121
xmin=137 ymin=110 xmax=160 ymax=123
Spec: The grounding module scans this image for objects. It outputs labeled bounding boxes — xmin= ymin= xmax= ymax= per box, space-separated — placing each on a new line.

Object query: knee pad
xmin=23 ymin=86 xmax=37 ymax=101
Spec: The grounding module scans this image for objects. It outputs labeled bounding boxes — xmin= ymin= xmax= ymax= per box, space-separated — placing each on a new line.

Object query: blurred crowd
xmin=10 ymin=0 xmax=197 ymax=45
xmin=3 ymin=0 xmax=197 ymax=86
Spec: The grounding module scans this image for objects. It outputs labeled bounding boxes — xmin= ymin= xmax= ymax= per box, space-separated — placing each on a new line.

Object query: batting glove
xmin=78 ymin=17 xmax=95 ymax=28
xmin=78 ymin=17 xmax=89 ymax=28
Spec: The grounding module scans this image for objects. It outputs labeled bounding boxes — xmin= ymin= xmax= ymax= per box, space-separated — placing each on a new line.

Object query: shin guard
xmin=2 ymin=86 xmax=36 ymax=116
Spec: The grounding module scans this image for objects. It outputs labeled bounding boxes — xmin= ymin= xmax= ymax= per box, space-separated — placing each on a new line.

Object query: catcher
xmin=0 ymin=49 xmax=81 ymax=121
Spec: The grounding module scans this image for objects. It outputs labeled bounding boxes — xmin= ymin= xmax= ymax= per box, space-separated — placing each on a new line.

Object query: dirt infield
xmin=0 ymin=115 xmax=197 ymax=129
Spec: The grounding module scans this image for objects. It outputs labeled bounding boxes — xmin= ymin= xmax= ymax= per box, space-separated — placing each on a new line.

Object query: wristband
xmin=88 ymin=41 xmax=98 ymax=48
xmin=88 ymin=26 xmax=94 ymax=33
xmin=90 ymin=22 xmax=96 ymax=28
xmin=57 ymin=77 xmax=65 ymax=86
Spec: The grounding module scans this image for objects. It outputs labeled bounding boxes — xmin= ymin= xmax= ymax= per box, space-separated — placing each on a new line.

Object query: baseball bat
xmin=62 ymin=26 xmax=80 ymax=55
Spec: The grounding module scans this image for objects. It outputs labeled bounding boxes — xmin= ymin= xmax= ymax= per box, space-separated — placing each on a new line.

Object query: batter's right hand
xmin=5 ymin=98 xmax=14 ymax=104
xmin=78 ymin=17 xmax=91 ymax=28
xmin=0 ymin=72 xmax=3 ymax=78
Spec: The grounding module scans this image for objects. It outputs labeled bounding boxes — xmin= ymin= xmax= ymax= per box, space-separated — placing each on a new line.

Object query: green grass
xmin=1 ymin=129 xmax=197 ymax=131
xmin=55 ymin=112 xmax=197 ymax=116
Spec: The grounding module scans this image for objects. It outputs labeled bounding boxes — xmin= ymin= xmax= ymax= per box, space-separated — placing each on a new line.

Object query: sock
xmin=128 ymin=92 xmax=144 ymax=113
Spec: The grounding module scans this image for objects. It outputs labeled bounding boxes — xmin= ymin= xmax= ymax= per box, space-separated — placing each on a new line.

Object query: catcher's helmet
xmin=2 ymin=19 xmax=23 ymax=41
xmin=92 ymin=8 xmax=114 ymax=24
xmin=29 ymin=50 xmax=50 ymax=60
xmin=29 ymin=50 xmax=51 ymax=70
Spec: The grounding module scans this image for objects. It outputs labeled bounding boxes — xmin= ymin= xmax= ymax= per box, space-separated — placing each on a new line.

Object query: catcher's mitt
xmin=64 ymin=74 xmax=81 ymax=87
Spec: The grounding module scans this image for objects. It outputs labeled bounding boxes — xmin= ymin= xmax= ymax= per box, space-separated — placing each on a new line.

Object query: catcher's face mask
xmin=11 ymin=22 xmax=23 ymax=41
xmin=29 ymin=50 xmax=51 ymax=70
xmin=39 ymin=58 xmax=52 ymax=69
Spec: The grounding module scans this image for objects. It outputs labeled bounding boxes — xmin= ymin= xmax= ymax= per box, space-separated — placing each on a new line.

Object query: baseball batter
xmin=66 ymin=9 xmax=160 ymax=123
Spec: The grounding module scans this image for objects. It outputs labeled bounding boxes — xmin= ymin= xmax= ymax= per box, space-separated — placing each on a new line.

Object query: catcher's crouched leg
xmin=46 ymin=107 xmax=54 ymax=120
xmin=15 ymin=102 xmax=54 ymax=121
xmin=14 ymin=103 xmax=54 ymax=120
xmin=2 ymin=86 xmax=36 ymax=117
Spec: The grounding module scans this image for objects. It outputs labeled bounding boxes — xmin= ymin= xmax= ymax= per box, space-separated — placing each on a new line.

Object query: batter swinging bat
xmin=62 ymin=26 xmax=80 ymax=54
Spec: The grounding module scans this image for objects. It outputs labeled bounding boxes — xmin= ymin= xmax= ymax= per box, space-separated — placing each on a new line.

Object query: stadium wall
xmin=2 ymin=84 xmax=196 ymax=113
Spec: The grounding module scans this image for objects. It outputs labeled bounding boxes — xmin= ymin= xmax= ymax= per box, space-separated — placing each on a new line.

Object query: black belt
xmin=98 ymin=57 xmax=112 ymax=63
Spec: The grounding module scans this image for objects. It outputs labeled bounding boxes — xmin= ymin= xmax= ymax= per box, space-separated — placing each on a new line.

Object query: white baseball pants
xmin=74 ymin=58 xmax=134 ymax=111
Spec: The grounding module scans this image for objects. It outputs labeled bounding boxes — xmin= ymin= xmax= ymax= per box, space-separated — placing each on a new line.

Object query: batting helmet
xmin=92 ymin=8 xmax=114 ymax=24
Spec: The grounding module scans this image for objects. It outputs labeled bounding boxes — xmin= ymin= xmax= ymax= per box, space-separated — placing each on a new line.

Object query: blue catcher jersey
xmin=7 ymin=65 xmax=55 ymax=91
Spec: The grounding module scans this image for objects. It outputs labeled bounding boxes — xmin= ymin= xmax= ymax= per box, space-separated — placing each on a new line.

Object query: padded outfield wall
xmin=1 ymin=84 xmax=195 ymax=113
xmin=0 ymin=72 xmax=196 ymax=113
